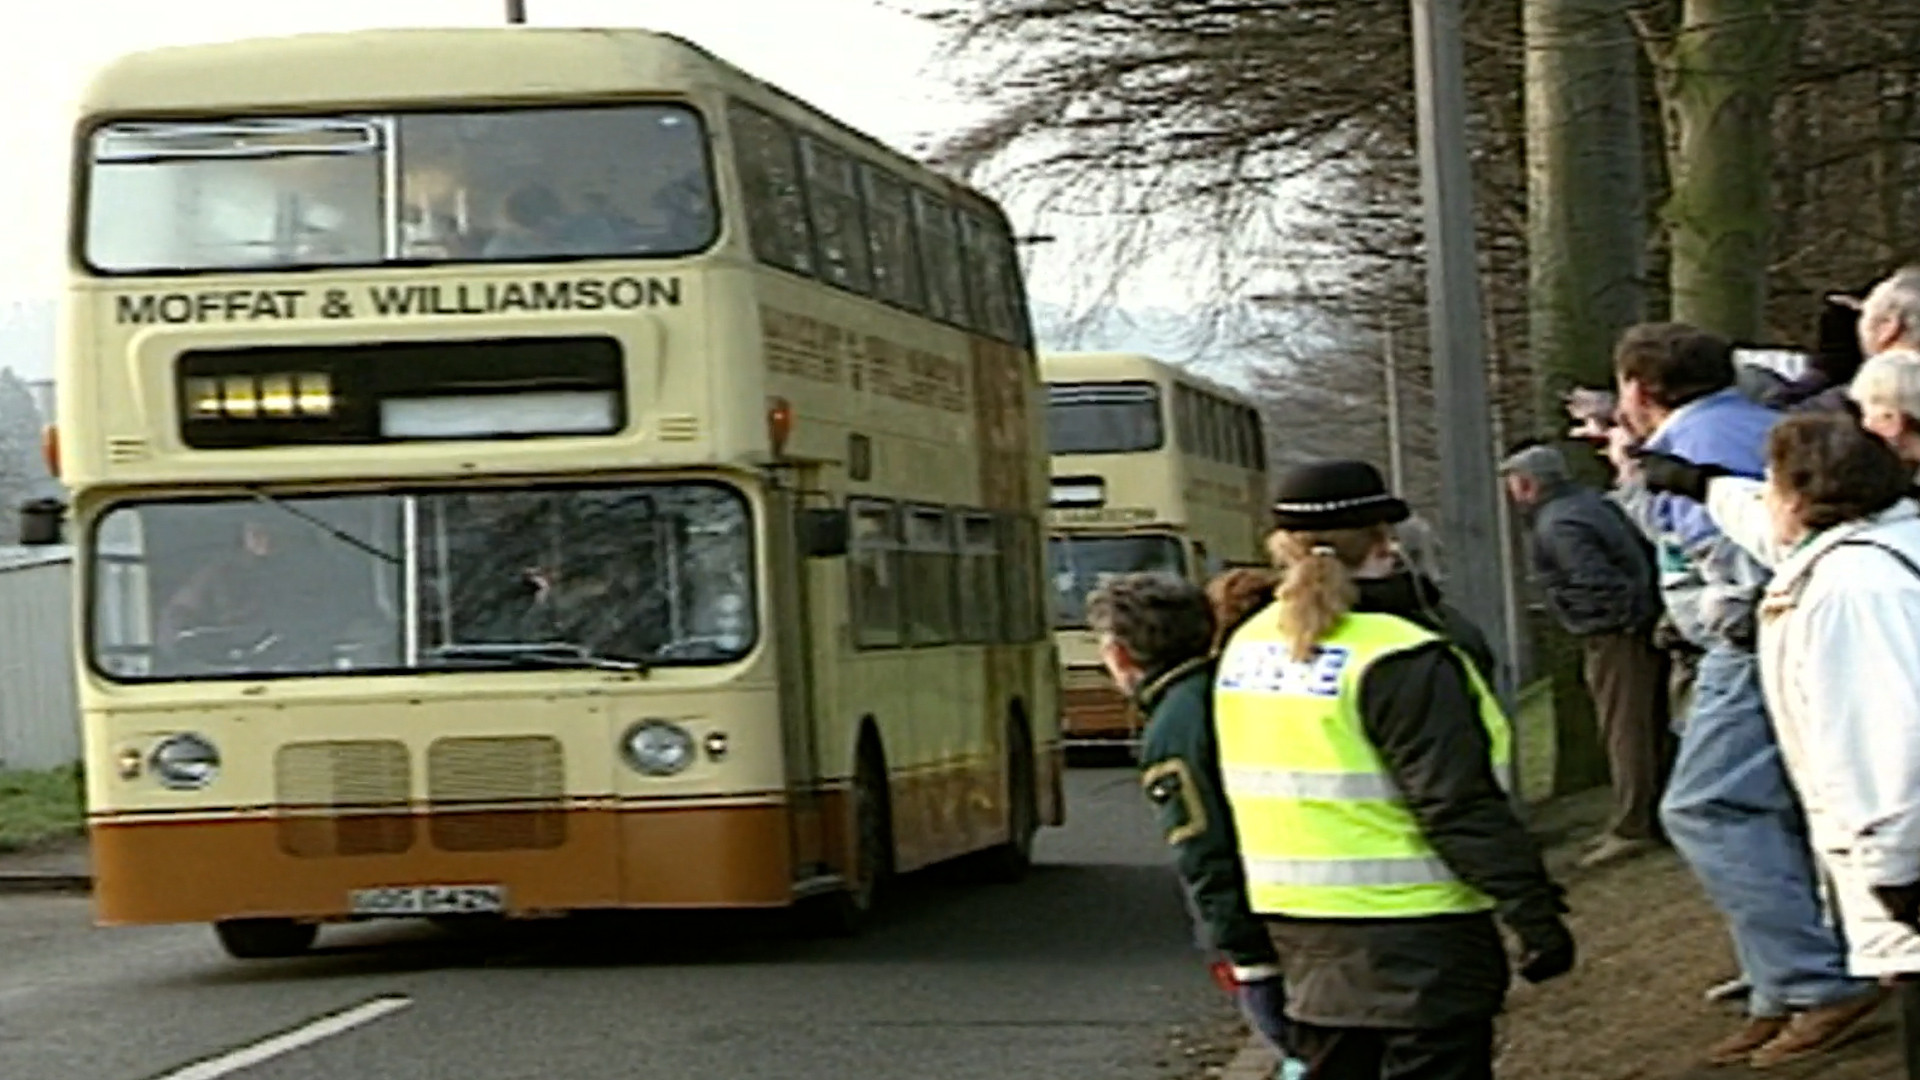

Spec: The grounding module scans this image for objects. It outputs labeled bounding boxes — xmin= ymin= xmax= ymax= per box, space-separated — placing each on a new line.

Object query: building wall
xmin=0 ymin=554 xmax=79 ymax=770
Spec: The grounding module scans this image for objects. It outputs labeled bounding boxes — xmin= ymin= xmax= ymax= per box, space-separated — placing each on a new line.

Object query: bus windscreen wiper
xmin=425 ymin=642 xmax=648 ymax=673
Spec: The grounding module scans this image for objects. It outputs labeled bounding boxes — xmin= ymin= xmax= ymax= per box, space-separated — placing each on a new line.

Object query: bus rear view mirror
xmin=18 ymin=498 xmax=66 ymax=547
xmin=800 ymin=508 xmax=849 ymax=559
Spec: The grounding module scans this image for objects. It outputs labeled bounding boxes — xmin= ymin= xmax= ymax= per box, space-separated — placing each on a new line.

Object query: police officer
xmin=1216 ymin=460 xmax=1575 ymax=1079
xmin=1085 ymin=573 xmax=1300 ymax=1073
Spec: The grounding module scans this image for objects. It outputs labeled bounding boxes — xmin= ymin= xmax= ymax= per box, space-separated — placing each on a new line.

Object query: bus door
xmin=764 ymin=471 xmax=838 ymax=887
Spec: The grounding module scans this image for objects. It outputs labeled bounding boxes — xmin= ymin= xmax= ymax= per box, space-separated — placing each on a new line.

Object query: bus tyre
xmin=213 ymin=918 xmax=317 ymax=960
xmin=975 ymin=726 xmax=1038 ymax=884
xmin=804 ymin=740 xmax=892 ymax=938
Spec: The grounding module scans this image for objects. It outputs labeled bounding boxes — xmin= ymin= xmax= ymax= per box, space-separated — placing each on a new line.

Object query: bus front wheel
xmin=214 ymin=918 xmax=317 ymax=960
xmin=971 ymin=723 xmax=1038 ymax=884
xmin=803 ymin=738 xmax=892 ymax=937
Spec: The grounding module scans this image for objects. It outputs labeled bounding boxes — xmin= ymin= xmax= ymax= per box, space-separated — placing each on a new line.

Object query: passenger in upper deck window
xmin=483 ymin=184 xmax=571 ymax=258
xmin=560 ymin=192 xmax=644 ymax=254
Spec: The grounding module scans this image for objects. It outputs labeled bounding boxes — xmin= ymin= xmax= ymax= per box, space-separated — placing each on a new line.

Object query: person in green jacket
xmin=1087 ymin=572 xmax=1301 ymax=1074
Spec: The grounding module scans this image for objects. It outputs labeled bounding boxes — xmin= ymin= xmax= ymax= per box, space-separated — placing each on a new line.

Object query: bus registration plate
xmin=349 ymin=885 xmax=506 ymax=916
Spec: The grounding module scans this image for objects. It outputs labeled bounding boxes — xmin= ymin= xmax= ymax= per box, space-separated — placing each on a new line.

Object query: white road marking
xmin=153 ymin=995 xmax=412 ymax=1080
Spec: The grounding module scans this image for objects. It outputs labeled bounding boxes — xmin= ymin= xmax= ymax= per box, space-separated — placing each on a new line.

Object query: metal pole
xmin=1410 ymin=0 xmax=1512 ymax=694
xmin=506 ymin=0 xmax=526 ymax=23
xmin=1382 ymin=328 xmax=1404 ymax=493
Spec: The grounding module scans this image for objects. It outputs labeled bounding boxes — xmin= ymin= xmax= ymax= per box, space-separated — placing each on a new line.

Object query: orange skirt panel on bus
xmin=1060 ymin=683 xmax=1138 ymax=740
xmin=89 ymin=803 xmax=795 ymax=925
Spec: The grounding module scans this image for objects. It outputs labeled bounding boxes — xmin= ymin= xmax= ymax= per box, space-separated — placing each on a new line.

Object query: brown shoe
xmin=1706 ymin=1017 xmax=1788 ymax=1066
xmin=1748 ymin=989 xmax=1890 ymax=1068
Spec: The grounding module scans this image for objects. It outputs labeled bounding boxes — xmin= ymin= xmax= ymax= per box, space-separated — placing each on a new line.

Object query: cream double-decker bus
xmin=34 ymin=27 xmax=1064 ymax=959
xmin=1041 ymin=353 xmax=1267 ymax=747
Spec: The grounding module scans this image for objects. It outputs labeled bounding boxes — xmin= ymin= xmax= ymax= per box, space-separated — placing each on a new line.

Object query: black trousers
xmin=1902 ymin=979 xmax=1920 ymax=1079
xmin=1291 ymin=1020 xmax=1495 ymax=1080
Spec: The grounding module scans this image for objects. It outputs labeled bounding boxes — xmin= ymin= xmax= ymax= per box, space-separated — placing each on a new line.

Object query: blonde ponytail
xmin=1267 ymin=525 xmax=1391 ymax=661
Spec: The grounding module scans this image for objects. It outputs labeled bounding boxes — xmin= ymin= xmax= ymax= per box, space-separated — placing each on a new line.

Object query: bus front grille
xmin=274 ymin=740 xmax=414 ymax=857
xmin=425 ymin=736 xmax=568 ymax=852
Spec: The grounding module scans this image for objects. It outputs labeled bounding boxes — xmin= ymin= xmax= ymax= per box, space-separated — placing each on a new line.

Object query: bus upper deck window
xmin=82 ymin=105 xmax=717 ymax=275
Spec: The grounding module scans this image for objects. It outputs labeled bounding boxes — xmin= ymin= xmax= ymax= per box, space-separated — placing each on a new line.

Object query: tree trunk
xmin=1662 ymin=0 xmax=1806 ymax=339
xmin=1525 ymin=0 xmax=1645 ymax=795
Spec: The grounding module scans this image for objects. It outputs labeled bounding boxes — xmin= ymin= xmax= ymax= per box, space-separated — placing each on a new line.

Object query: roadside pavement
xmin=0 ymin=834 xmax=90 ymax=893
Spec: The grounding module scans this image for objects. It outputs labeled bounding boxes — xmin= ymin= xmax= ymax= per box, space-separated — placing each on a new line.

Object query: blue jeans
xmin=1659 ymin=646 xmax=1871 ymax=1018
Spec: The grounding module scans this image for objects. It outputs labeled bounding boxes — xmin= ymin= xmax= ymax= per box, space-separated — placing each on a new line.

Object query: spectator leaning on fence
xmin=1500 ymin=443 xmax=1672 ymax=870
xmin=1605 ymin=322 xmax=1883 ymax=1068
xmin=1641 ymin=414 xmax=1920 ymax=1078
xmin=1850 ymin=348 xmax=1920 ymax=472
xmin=1642 ymin=349 xmax=1920 ymax=569
xmin=1858 ymin=267 xmax=1920 ymax=359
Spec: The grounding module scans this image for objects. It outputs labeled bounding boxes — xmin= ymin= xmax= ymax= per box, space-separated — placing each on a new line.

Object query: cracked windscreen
xmin=89 ymin=482 xmax=755 ymax=680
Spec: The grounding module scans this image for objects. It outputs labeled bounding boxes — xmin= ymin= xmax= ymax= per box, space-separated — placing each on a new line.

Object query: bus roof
xmin=76 ymin=27 xmax=1001 ymax=219
xmin=1039 ymin=351 xmax=1252 ymax=406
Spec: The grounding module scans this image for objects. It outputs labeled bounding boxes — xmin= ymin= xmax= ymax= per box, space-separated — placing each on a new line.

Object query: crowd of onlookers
xmin=1081 ymin=268 xmax=1920 ymax=1079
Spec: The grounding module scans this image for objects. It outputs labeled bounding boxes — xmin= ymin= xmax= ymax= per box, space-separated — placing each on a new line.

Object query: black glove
xmin=1633 ymin=449 xmax=1727 ymax=502
xmin=1874 ymin=882 xmax=1920 ymax=932
xmin=1503 ymin=889 xmax=1576 ymax=984
xmin=1516 ymin=916 xmax=1576 ymax=983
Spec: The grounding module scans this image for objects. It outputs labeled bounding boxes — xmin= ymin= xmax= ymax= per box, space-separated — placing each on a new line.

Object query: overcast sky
xmin=0 ymin=0 xmax=1120 ymax=303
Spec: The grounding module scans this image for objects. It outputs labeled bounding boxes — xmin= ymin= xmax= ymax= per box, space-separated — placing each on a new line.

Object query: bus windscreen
xmin=1047 ymin=533 xmax=1186 ymax=629
xmin=90 ymin=481 xmax=755 ymax=681
xmin=85 ymin=105 xmax=716 ymax=274
xmin=1045 ymin=382 xmax=1163 ymax=455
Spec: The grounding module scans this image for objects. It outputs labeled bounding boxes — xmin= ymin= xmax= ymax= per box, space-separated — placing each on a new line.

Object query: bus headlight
xmin=622 ymin=720 xmax=695 ymax=777
xmin=149 ymin=733 xmax=220 ymax=791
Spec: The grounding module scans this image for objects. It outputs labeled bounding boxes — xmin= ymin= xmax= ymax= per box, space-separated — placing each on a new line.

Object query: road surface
xmin=0 ymin=767 xmax=1229 ymax=1080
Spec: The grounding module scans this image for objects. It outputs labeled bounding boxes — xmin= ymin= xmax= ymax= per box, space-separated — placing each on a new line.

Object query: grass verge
xmin=0 ymin=765 xmax=84 ymax=853
xmin=1514 ymin=676 xmax=1557 ymax=805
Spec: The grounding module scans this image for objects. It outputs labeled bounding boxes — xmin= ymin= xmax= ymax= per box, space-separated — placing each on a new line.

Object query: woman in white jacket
xmin=1639 ymin=413 xmax=1920 ymax=1075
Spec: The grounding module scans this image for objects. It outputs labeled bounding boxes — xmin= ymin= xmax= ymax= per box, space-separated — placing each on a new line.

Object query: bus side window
xmin=799 ymin=137 xmax=874 ymax=295
xmin=861 ymin=165 xmax=926 ymax=313
xmin=905 ymin=507 xmax=956 ymax=647
xmin=959 ymin=213 xmax=1018 ymax=343
xmin=998 ymin=224 xmax=1034 ymax=348
xmin=957 ymin=513 xmax=1000 ymax=644
xmin=998 ymin=513 xmax=1043 ymax=643
xmin=1175 ymin=385 xmax=1197 ymax=453
xmin=727 ymin=101 xmax=815 ymax=276
xmin=913 ymin=191 xmax=967 ymax=327
xmin=849 ymin=499 xmax=903 ymax=649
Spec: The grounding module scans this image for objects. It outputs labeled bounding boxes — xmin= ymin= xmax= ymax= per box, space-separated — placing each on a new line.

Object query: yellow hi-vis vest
xmin=1214 ymin=607 xmax=1513 ymax=919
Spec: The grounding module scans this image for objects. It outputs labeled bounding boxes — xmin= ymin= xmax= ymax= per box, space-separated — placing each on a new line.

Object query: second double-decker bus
xmin=1041 ymin=352 xmax=1268 ymax=747
xmin=37 ymin=27 xmax=1064 ymax=959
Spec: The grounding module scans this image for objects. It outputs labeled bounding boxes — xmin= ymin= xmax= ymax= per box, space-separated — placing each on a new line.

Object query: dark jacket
xmin=1762 ymin=368 xmax=1858 ymax=415
xmin=1355 ymin=571 xmax=1499 ymax=690
xmin=1526 ymin=480 xmax=1661 ymax=638
xmin=1256 ymin=584 xmax=1566 ymax=1029
xmin=1137 ymin=655 xmax=1281 ymax=971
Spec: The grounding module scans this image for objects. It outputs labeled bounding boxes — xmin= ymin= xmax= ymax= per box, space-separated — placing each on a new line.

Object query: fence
xmin=0 ymin=546 xmax=78 ymax=771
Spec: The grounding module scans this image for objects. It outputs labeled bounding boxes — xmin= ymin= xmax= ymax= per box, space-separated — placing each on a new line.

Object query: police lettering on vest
xmin=1214 ymin=609 xmax=1513 ymax=920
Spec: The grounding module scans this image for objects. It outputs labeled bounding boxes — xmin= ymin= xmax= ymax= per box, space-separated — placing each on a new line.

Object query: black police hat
xmin=1270 ymin=459 xmax=1411 ymax=532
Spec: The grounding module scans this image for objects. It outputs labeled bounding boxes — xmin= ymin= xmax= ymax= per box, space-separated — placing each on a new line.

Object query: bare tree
xmin=922 ymin=0 xmax=1920 ymax=793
